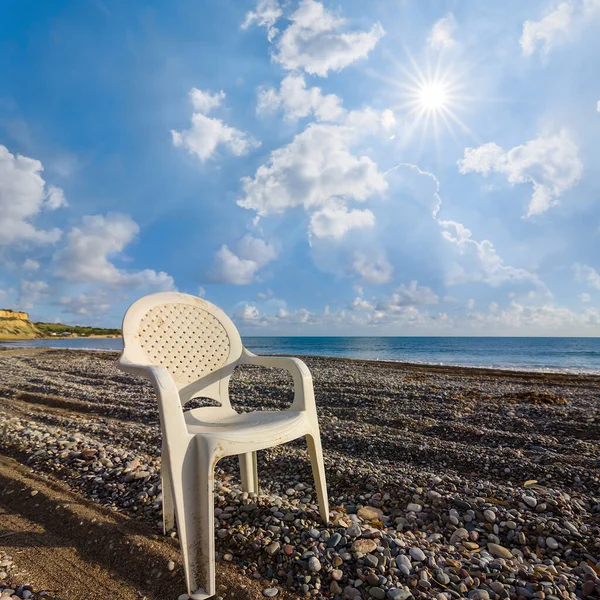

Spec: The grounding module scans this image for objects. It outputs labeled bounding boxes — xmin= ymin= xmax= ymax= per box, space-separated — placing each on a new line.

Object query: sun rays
xmin=381 ymin=49 xmax=477 ymax=153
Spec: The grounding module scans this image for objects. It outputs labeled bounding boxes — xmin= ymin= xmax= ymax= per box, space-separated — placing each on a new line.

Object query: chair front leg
xmin=161 ymin=440 xmax=175 ymax=534
xmin=168 ymin=436 xmax=217 ymax=600
xmin=187 ymin=437 xmax=218 ymax=599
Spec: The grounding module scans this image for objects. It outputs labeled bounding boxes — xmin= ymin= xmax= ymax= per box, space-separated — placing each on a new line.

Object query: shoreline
xmin=1 ymin=343 xmax=599 ymax=378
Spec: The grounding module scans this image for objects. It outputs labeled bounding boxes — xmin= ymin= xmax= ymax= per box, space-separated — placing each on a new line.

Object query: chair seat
xmin=184 ymin=409 xmax=310 ymax=448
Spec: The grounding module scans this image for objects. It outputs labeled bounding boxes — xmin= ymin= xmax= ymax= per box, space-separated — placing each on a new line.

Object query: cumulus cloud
xmin=54 ymin=213 xmax=175 ymax=290
xmin=273 ymin=0 xmax=385 ymax=77
xmin=520 ymin=2 xmax=574 ymax=56
xmin=233 ymin=294 xmax=600 ymax=336
xmin=234 ymin=296 xmax=445 ymax=333
xmin=239 ymin=111 xmax=390 ymax=216
xmin=375 ymin=281 xmax=439 ymax=311
xmin=458 ymin=130 xmax=583 ymax=216
xmin=465 ymin=301 xmax=600 ymax=334
xmin=18 ymin=279 xmax=49 ymax=310
xmin=241 ymin=0 xmax=282 ymax=41
xmin=573 ymin=262 xmax=600 ymax=290
xmin=309 ymin=201 xmax=375 ymax=240
xmin=439 ymin=220 xmax=543 ymax=288
xmin=427 ymin=14 xmax=456 ymax=50
xmin=0 ymin=145 xmax=64 ymax=246
xmin=57 ymin=291 xmax=113 ymax=316
xmin=256 ymin=74 xmax=345 ymax=122
xmin=352 ymin=251 xmax=393 ymax=284
xmin=172 ymin=88 xmax=260 ymax=162
xmin=520 ymin=0 xmax=600 ymax=56
xmin=189 ymin=88 xmax=225 ymax=114
xmin=386 ymin=163 xmax=442 ymax=216
xmin=210 ymin=234 xmax=277 ymax=285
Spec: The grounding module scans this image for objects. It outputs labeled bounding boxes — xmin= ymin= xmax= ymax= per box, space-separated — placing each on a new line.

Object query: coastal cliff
xmin=0 ymin=309 xmax=43 ymax=340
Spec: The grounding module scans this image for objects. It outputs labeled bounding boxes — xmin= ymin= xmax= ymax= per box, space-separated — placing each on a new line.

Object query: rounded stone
xmin=308 ymin=556 xmax=322 ymax=572
xmin=353 ymin=538 xmax=378 ymax=554
xmin=487 ymin=543 xmax=513 ymax=559
xmin=483 ymin=510 xmax=496 ymax=523
xmin=358 ymin=506 xmax=384 ymax=521
xmin=546 ymin=537 xmax=559 ymax=550
xmin=409 ymin=547 xmax=426 ymax=562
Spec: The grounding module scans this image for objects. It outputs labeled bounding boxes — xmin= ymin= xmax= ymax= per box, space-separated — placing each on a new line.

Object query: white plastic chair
xmin=117 ymin=292 xmax=329 ymax=599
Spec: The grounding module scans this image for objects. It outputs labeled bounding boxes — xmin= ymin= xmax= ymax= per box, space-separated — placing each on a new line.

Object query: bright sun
xmin=387 ymin=54 xmax=473 ymax=147
xmin=418 ymin=82 xmax=449 ymax=111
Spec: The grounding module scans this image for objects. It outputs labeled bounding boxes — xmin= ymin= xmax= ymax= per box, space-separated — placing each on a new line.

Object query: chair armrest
xmin=117 ymin=359 xmax=189 ymax=441
xmin=240 ymin=350 xmax=317 ymax=414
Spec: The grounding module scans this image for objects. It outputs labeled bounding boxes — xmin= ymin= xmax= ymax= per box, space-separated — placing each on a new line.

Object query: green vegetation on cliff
xmin=34 ymin=322 xmax=121 ymax=337
xmin=0 ymin=309 xmax=121 ymax=340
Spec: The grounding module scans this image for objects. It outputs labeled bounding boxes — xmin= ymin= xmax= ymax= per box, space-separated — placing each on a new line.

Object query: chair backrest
xmin=120 ymin=293 xmax=243 ymax=390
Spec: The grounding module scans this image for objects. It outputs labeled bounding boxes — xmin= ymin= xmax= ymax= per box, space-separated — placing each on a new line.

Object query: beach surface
xmin=0 ymin=348 xmax=598 ymax=600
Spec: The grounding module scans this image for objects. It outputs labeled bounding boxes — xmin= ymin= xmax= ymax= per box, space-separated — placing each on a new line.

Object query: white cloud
xmin=189 ymin=88 xmax=225 ymax=114
xmin=520 ymin=0 xmax=600 ymax=56
xmin=573 ymin=263 xmax=600 ymax=290
xmin=273 ymin=0 xmax=385 ymax=77
xmin=256 ymin=88 xmax=281 ymax=115
xmin=231 ymin=294 xmax=600 ymax=336
xmin=18 ymin=279 xmax=49 ymax=310
xmin=427 ymin=14 xmax=456 ymax=50
xmin=256 ymin=74 xmax=345 ymax=122
xmin=23 ymin=259 xmax=40 ymax=272
xmin=0 ymin=145 xmax=63 ymax=246
xmin=386 ymin=163 xmax=442 ymax=216
xmin=172 ymin=89 xmax=260 ymax=162
xmin=241 ymin=0 xmax=282 ymax=41
xmin=54 ymin=213 xmax=175 ymax=290
xmin=46 ymin=185 xmax=68 ymax=210
xmin=465 ymin=301 xmax=600 ymax=334
xmin=597 ymin=100 xmax=600 ymax=113
xmin=210 ymin=234 xmax=277 ymax=285
xmin=352 ymin=251 xmax=393 ymax=284
xmin=439 ymin=220 xmax=543 ymax=288
xmin=580 ymin=292 xmax=592 ymax=302
xmin=57 ymin=291 xmax=113 ymax=316
xmin=458 ymin=130 xmax=582 ymax=216
xmin=349 ymin=295 xmax=374 ymax=311
xmin=309 ymin=200 xmax=375 ymax=240
xmin=466 ymin=298 xmax=476 ymax=309
xmin=239 ymin=113 xmax=389 ymax=216
xmin=375 ymin=281 xmax=439 ymax=311
xmin=520 ymin=2 xmax=574 ymax=56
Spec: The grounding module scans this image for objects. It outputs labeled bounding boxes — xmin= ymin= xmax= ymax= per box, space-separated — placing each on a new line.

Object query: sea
xmin=2 ymin=336 xmax=600 ymax=374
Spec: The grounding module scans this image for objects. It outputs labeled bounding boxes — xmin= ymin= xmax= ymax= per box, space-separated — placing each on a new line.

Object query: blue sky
xmin=1 ymin=0 xmax=599 ymax=335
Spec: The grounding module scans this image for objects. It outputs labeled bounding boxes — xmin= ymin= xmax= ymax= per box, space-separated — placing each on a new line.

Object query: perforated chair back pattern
xmin=121 ymin=292 xmax=243 ymax=387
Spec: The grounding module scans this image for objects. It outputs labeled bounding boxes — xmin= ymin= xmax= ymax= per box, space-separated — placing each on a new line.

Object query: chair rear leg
xmin=306 ymin=433 xmax=330 ymax=524
xmin=252 ymin=450 xmax=259 ymax=493
xmin=161 ymin=442 xmax=175 ymax=534
xmin=239 ymin=451 xmax=258 ymax=494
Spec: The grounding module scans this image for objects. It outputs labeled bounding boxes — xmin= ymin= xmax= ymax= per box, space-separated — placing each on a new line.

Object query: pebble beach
xmin=0 ymin=348 xmax=599 ymax=600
